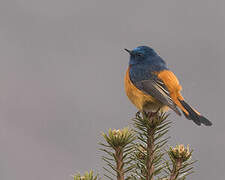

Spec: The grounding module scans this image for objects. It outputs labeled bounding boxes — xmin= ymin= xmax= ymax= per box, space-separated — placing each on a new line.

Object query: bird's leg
xmin=149 ymin=108 xmax=161 ymax=118
xmin=147 ymin=112 xmax=154 ymax=119
xmin=155 ymin=108 xmax=161 ymax=115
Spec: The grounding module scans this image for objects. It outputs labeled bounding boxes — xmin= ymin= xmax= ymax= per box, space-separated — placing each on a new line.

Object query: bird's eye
xmin=137 ymin=53 xmax=143 ymax=57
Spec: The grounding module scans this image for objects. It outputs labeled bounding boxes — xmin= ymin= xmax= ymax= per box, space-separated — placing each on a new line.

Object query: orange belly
xmin=124 ymin=68 xmax=169 ymax=112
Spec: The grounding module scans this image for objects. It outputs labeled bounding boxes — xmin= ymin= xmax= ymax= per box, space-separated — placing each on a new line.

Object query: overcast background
xmin=0 ymin=0 xmax=224 ymax=180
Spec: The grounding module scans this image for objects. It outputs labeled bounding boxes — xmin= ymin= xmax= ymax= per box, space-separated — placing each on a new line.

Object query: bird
xmin=124 ymin=46 xmax=212 ymax=126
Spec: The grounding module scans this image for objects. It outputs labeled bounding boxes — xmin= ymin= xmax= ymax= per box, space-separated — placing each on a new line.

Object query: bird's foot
xmin=147 ymin=108 xmax=161 ymax=119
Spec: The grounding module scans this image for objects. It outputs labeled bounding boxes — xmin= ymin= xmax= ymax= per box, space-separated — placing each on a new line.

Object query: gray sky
xmin=0 ymin=0 xmax=224 ymax=180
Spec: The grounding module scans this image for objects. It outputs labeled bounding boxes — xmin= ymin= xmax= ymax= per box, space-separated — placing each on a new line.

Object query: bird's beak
xmin=124 ymin=48 xmax=132 ymax=55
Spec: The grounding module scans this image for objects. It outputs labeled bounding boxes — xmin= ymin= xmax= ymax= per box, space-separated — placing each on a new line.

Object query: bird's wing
xmin=135 ymin=74 xmax=181 ymax=116
xmin=135 ymin=69 xmax=212 ymax=126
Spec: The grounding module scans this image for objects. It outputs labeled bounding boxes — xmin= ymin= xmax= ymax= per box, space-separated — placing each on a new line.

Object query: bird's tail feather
xmin=178 ymin=99 xmax=212 ymax=126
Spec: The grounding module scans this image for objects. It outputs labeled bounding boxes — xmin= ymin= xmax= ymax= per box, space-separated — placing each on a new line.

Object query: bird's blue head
xmin=125 ymin=46 xmax=158 ymax=66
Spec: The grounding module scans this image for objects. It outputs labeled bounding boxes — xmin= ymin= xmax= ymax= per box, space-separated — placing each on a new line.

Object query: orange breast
xmin=124 ymin=67 xmax=159 ymax=111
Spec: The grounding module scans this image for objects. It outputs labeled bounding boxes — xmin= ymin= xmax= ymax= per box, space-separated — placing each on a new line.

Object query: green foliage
xmin=73 ymin=112 xmax=197 ymax=180
xmin=131 ymin=112 xmax=171 ymax=180
xmin=101 ymin=128 xmax=136 ymax=149
xmin=164 ymin=145 xmax=196 ymax=180
xmin=168 ymin=145 xmax=192 ymax=162
xmin=72 ymin=170 xmax=99 ymax=180
xmin=100 ymin=127 xmax=136 ymax=180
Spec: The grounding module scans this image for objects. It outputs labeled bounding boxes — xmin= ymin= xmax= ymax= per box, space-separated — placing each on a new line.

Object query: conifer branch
xmin=166 ymin=145 xmax=196 ymax=180
xmin=74 ymin=112 xmax=197 ymax=180
xmin=169 ymin=159 xmax=182 ymax=180
xmin=146 ymin=115 xmax=156 ymax=180
xmin=132 ymin=111 xmax=171 ymax=180
xmin=72 ymin=170 xmax=99 ymax=180
xmin=115 ymin=147 xmax=125 ymax=180
xmin=101 ymin=128 xmax=136 ymax=180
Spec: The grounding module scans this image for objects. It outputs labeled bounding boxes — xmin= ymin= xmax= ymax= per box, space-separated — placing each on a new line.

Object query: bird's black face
xmin=125 ymin=46 xmax=157 ymax=65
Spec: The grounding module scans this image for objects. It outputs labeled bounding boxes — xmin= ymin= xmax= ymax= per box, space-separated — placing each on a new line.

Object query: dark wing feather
xmin=135 ymin=78 xmax=181 ymax=116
